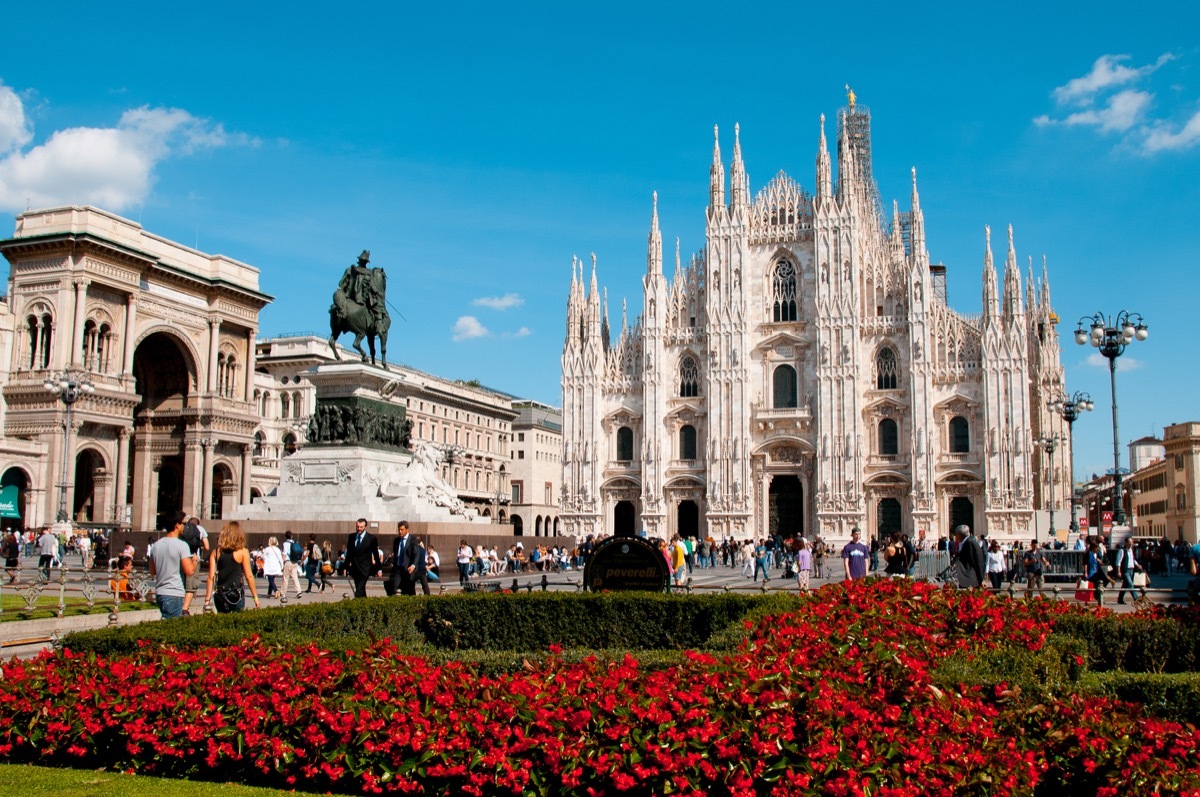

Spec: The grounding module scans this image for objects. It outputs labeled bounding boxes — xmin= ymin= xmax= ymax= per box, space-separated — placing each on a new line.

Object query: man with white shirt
xmin=36 ymin=526 xmax=57 ymax=580
xmin=1114 ymin=538 xmax=1141 ymax=605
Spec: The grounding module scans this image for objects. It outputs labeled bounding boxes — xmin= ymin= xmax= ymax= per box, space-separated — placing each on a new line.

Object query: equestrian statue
xmin=329 ymin=249 xmax=390 ymax=368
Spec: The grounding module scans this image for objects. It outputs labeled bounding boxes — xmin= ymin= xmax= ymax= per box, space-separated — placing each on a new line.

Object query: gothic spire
xmin=647 ymin=190 xmax=662 ymax=275
xmin=1026 ymin=256 xmax=1037 ymax=314
xmin=709 ymin=125 xmax=725 ymax=209
xmin=674 ymin=237 xmax=682 ymax=281
xmin=1002 ymin=224 xmax=1023 ymax=321
xmin=601 ymin=286 xmax=611 ymax=351
xmin=1040 ymin=254 xmax=1052 ymax=309
xmin=909 ymin=167 xmax=926 ymax=260
xmin=816 ymin=113 xmax=832 ymax=201
xmin=982 ymin=225 xmax=999 ymax=321
xmin=730 ymin=123 xmax=748 ymax=209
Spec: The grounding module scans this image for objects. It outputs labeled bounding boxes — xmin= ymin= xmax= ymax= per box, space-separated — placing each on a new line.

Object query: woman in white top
xmin=456 ymin=541 xmax=473 ymax=586
xmin=261 ymin=536 xmax=285 ymax=598
xmin=985 ymin=541 xmax=1006 ymax=591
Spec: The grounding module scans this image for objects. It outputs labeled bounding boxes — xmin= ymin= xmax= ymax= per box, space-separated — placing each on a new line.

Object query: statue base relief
xmin=235 ymin=444 xmax=488 ymax=525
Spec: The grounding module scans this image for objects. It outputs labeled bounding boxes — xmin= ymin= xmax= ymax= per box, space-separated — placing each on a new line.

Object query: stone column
xmin=243 ymin=329 xmax=257 ymax=402
xmin=113 ymin=427 xmax=131 ymax=524
xmin=240 ymin=444 xmax=253 ymax=505
xmin=200 ymin=439 xmax=214 ymax=519
xmin=181 ymin=439 xmax=201 ymax=519
xmin=71 ymin=278 xmax=89 ymax=368
xmin=121 ymin=295 xmax=138 ymax=376
xmin=207 ymin=319 xmax=221 ymax=394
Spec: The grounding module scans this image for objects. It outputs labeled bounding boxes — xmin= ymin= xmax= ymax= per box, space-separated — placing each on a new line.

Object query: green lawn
xmin=0 ymin=764 xmax=324 ymax=796
xmin=0 ymin=594 xmax=154 ymax=622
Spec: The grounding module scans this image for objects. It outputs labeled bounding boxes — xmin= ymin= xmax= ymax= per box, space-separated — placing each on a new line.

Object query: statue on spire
xmin=845 ymin=84 xmax=857 ymax=110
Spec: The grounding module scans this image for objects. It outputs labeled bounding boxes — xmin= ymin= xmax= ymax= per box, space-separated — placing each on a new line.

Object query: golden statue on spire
xmin=845 ymin=84 xmax=857 ymax=110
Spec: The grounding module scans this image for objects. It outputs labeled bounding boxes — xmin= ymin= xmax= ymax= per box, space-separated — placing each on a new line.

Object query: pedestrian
xmin=841 ymin=528 xmax=871 ymax=581
xmin=1114 ymin=537 xmax=1141 ymax=605
xmin=148 ymin=511 xmax=196 ymax=619
xmin=261 ymin=537 xmax=285 ymax=598
xmin=1023 ymin=539 xmax=1045 ymax=598
xmin=391 ymin=521 xmax=419 ymax=595
xmin=456 ymin=539 xmax=474 ymax=587
xmin=282 ymin=530 xmax=304 ymax=600
xmin=36 ymin=525 xmax=56 ymax=580
xmin=303 ymin=535 xmax=322 ymax=593
xmin=346 ymin=518 xmax=380 ymax=598
xmin=319 ymin=540 xmax=334 ymax=592
xmin=813 ymin=537 xmax=827 ymax=579
xmin=672 ymin=535 xmax=689 ymax=586
xmin=1086 ymin=541 xmax=1111 ymax=604
xmin=753 ymin=539 xmax=769 ymax=583
xmin=178 ymin=517 xmax=208 ymax=616
xmin=953 ymin=526 xmax=985 ymax=588
xmin=795 ymin=538 xmax=811 ymax=591
xmin=203 ymin=520 xmax=260 ymax=614
xmin=986 ymin=541 xmax=1006 ymax=590
xmin=884 ymin=534 xmax=908 ymax=578
xmin=3 ymin=530 xmax=20 ymax=582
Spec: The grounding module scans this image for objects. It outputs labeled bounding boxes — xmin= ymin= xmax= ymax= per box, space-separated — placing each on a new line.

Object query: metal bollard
xmin=57 ymin=566 xmax=68 ymax=618
xmin=511 ymin=579 xmax=520 ymax=592
xmin=540 ymin=574 xmax=549 ymax=592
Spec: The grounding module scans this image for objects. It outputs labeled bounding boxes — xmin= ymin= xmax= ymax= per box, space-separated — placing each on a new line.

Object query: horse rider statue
xmin=329 ymin=249 xmax=391 ymax=368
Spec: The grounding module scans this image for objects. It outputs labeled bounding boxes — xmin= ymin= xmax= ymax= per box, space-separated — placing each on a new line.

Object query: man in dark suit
xmin=953 ymin=525 xmax=986 ymax=588
xmin=390 ymin=520 xmax=419 ymax=595
xmin=346 ymin=518 xmax=380 ymax=598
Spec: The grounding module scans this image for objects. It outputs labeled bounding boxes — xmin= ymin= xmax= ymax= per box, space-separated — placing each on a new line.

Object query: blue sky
xmin=0 ymin=1 xmax=1197 ymax=483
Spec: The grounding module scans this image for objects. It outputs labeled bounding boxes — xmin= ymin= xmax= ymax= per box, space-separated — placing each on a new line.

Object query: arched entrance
xmin=949 ymin=497 xmax=974 ymax=534
xmin=677 ymin=500 xmax=699 ymax=538
xmin=769 ymin=475 xmax=804 ymax=538
xmin=212 ymin=463 xmax=234 ymax=520
xmin=132 ymin=332 xmax=193 ymax=531
xmin=877 ymin=497 xmax=902 ymax=539
xmin=0 ymin=467 xmax=30 ymax=531
xmin=614 ymin=500 xmax=635 ymax=536
xmin=511 ymin=515 xmax=524 ymax=536
xmin=72 ymin=449 xmax=104 ymax=522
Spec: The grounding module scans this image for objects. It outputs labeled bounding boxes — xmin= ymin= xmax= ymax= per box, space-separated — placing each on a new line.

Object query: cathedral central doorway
xmin=949 ymin=496 xmax=974 ymax=534
xmin=769 ymin=475 xmax=804 ymax=539
xmin=877 ymin=498 xmax=901 ymax=540
xmin=614 ymin=500 xmax=635 ymax=536
xmin=677 ymin=500 xmax=698 ymax=538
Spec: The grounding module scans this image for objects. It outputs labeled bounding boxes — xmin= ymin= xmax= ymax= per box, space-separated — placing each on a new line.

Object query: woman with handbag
xmin=318 ymin=539 xmax=334 ymax=592
xmin=303 ymin=535 xmax=322 ymax=593
xmin=203 ymin=521 xmax=260 ymax=614
xmin=1086 ymin=541 xmax=1110 ymax=604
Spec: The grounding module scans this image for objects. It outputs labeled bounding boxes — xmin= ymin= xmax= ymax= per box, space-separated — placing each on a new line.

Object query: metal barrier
xmin=0 ymin=562 xmax=155 ymax=625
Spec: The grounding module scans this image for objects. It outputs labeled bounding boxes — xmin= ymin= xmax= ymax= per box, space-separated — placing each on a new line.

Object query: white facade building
xmin=561 ymin=99 xmax=1070 ymax=545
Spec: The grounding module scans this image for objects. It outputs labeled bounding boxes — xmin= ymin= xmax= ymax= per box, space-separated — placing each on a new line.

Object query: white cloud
xmin=452 ymin=315 xmax=490 ymax=341
xmin=501 ymin=326 xmax=531 ymax=339
xmin=1086 ymin=352 xmax=1142 ymax=372
xmin=0 ymin=82 xmax=256 ymax=213
xmin=1052 ymin=54 xmax=1174 ymax=104
xmin=1144 ymin=109 xmax=1200 ymax=152
xmin=473 ymin=293 xmax=524 ymax=310
xmin=0 ymin=81 xmax=32 ymax=154
xmin=1053 ymin=90 xmax=1153 ymax=133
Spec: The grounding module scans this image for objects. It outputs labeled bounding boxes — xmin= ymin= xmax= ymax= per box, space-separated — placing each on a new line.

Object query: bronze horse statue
xmin=329 ymin=267 xmax=390 ymax=368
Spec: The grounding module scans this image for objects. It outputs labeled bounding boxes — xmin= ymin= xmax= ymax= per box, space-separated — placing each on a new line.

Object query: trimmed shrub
xmin=931 ymin=635 xmax=1088 ymax=699
xmin=1051 ymin=614 xmax=1200 ymax=673
xmin=1079 ymin=671 xmax=1200 ymax=724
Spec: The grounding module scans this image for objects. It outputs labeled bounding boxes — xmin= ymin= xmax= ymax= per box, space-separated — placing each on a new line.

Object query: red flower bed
xmin=1 ymin=579 xmax=1198 ymax=796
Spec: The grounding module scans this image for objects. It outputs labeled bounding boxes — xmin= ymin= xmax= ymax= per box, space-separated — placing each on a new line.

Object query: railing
xmin=0 ymin=562 xmax=156 ymax=624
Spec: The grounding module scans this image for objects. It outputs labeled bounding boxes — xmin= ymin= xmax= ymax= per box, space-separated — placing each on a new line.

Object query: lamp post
xmin=44 ymin=370 xmax=96 ymax=523
xmin=1037 ymin=434 xmax=1062 ymax=540
xmin=1049 ymin=391 xmax=1093 ymax=534
xmin=1075 ymin=311 xmax=1148 ymax=526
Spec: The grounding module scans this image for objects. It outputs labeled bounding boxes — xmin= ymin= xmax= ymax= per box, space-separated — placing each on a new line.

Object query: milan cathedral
xmin=561 ymin=96 xmax=1069 ymax=545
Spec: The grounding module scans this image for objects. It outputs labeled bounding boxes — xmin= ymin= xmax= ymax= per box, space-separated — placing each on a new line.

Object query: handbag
xmin=321 ymin=562 xmax=333 ymax=575
xmin=1132 ymin=571 xmax=1148 ymax=588
xmin=1075 ymin=578 xmax=1094 ymax=602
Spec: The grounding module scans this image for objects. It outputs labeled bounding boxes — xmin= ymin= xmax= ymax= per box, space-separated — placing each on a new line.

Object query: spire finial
xmin=675 ymin=237 xmax=681 ymax=271
xmin=845 ymin=84 xmax=856 ymax=109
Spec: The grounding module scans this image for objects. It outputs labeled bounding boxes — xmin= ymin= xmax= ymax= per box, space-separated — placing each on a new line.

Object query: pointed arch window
xmin=949 ymin=416 xmax=970 ymax=453
xmin=875 ymin=348 xmax=899 ymax=390
xmin=771 ymin=259 xmax=798 ymax=322
xmin=773 ymin=365 xmax=798 ymax=408
xmin=679 ymin=424 xmax=697 ymax=460
xmin=878 ymin=418 xmax=899 ymax=456
xmin=679 ymin=355 xmax=700 ymax=397
xmin=616 ymin=426 xmax=634 ymax=462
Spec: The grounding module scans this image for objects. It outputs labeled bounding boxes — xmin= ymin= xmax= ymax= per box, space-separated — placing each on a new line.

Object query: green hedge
xmin=1051 ymin=614 xmax=1200 ymax=673
xmin=1078 ymin=671 xmax=1200 ymax=723
xmin=931 ymin=635 xmax=1088 ymax=699
xmin=61 ymin=592 xmax=792 ymax=660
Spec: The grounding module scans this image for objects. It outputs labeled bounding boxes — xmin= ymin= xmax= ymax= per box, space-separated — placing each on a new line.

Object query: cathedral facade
xmin=561 ymin=99 xmax=1070 ymax=545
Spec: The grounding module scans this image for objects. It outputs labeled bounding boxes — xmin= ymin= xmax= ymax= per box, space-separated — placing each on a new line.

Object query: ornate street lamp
xmin=1037 ymin=434 xmax=1062 ymax=540
xmin=1048 ymin=391 xmax=1093 ymax=534
xmin=44 ymin=371 xmax=96 ymax=523
xmin=1075 ymin=311 xmax=1148 ymax=526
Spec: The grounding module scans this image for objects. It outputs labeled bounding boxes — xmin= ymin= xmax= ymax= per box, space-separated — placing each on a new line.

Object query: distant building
xmin=508 ymin=400 xmax=562 ymax=537
xmin=561 ymin=98 xmax=1070 ymax=544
